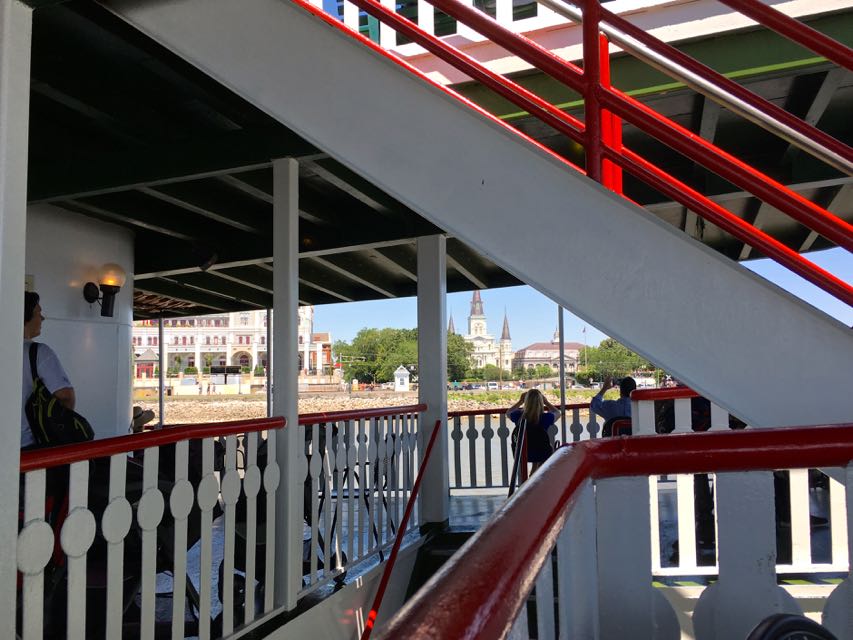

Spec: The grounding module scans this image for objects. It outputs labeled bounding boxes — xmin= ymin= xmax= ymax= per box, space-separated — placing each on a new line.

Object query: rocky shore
xmin=136 ymin=389 xmax=595 ymax=425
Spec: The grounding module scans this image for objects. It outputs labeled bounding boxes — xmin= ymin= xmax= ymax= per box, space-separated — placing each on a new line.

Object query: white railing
xmin=375 ymin=425 xmax=853 ymax=640
xmin=16 ymin=417 xmax=284 ymax=640
xmin=631 ymin=388 xmax=850 ymax=577
xmin=296 ymin=405 xmax=424 ymax=596
xmin=448 ymin=403 xmax=603 ymax=490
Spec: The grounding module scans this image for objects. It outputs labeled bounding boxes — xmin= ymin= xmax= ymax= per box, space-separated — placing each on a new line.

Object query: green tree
xmin=578 ymin=338 xmax=651 ymax=381
xmin=447 ymin=333 xmax=473 ymax=382
xmin=336 ymin=327 xmax=475 ymax=384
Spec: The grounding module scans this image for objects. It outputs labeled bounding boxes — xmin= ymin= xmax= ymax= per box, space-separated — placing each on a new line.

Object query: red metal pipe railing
xmin=340 ymin=0 xmax=853 ymax=306
xmin=374 ymin=423 xmax=853 ymax=639
xmin=19 ymin=416 xmax=286 ymax=473
xmin=298 ymin=403 xmax=427 ymax=424
xmin=423 ymin=0 xmax=853 ymax=252
xmin=596 ymin=84 xmax=853 ymax=252
xmin=630 ymin=385 xmax=699 ymax=401
xmin=608 ymin=146 xmax=853 ymax=305
xmin=582 ymin=0 xmax=603 ymax=182
xmin=716 ymin=0 xmax=853 ymax=71
xmin=360 ymin=419 xmax=444 ymax=640
xmin=586 ymin=0 xmax=853 ymax=171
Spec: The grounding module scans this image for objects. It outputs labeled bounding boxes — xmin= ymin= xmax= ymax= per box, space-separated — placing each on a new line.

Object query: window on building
xmin=205 ymin=336 xmax=210 ymax=345
xmin=240 ymin=312 xmax=250 ymax=326
xmin=214 ymin=336 xmax=219 ymax=345
xmin=182 ymin=336 xmax=187 ymax=345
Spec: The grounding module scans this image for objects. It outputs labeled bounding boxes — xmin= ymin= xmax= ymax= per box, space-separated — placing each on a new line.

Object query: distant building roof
xmin=312 ymin=332 xmax=331 ymax=343
xmin=517 ymin=342 xmax=584 ymax=352
xmin=134 ymin=348 xmax=159 ymax=362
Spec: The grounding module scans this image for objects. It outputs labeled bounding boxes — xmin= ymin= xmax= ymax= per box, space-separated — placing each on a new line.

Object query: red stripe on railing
xmin=427 ymin=0 xmax=853 ymax=250
xmin=360 ymin=419 xmax=444 ymax=640
xmin=347 ymin=0 xmax=587 ymax=151
xmin=630 ymin=386 xmax=699 ymax=401
xmin=290 ymin=0 xmax=586 ymax=173
xmin=595 ymin=2 xmax=853 ymax=169
xmin=358 ymin=0 xmax=853 ymax=280
xmin=375 ymin=423 xmax=853 ymax=639
xmin=716 ymin=0 xmax=853 ymax=71
xmin=298 ymin=404 xmax=426 ymax=425
xmin=598 ymin=85 xmax=853 ymax=252
xmin=20 ymin=417 xmax=286 ymax=473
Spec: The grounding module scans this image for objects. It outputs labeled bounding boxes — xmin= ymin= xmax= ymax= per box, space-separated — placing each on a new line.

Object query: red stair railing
xmin=297 ymin=0 xmax=853 ymax=307
xmin=372 ymin=423 xmax=853 ymax=639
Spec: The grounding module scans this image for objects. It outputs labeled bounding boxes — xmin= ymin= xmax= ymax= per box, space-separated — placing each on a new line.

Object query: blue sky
xmin=314 ymin=248 xmax=852 ymax=348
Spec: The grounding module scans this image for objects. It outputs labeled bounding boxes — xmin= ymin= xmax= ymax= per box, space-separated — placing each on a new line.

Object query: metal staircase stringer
xmin=106 ymin=0 xmax=853 ymax=427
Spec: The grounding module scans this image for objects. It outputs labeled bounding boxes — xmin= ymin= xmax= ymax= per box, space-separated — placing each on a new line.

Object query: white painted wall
xmin=26 ymin=203 xmax=134 ymax=438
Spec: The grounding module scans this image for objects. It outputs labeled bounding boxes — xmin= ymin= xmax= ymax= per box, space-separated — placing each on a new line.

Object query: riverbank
xmin=134 ymin=388 xmax=599 ymax=425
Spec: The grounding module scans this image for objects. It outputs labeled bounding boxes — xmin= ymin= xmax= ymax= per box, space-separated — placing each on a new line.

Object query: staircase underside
xmin=26 ymin=2 xmax=853 ymax=319
xmin=21 ymin=1 xmax=853 ymax=426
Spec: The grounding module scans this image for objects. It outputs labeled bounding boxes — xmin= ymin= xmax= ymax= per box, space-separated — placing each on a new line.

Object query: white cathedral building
xmin=450 ymin=291 xmax=513 ymax=371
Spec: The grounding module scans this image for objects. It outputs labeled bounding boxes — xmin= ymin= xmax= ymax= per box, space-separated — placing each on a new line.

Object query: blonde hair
xmin=522 ymin=389 xmax=545 ymax=425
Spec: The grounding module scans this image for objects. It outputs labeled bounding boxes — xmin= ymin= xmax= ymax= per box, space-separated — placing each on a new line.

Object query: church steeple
xmin=448 ymin=313 xmax=456 ymax=334
xmin=501 ymin=312 xmax=511 ymax=341
xmin=470 ymin=290 xmax=484 ymax=316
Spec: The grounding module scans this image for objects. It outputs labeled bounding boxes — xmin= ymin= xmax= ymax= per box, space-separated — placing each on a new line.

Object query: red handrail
xmin=360 ymin=419 xmax=444 ymax=640
xmin=342 ymin=0 xmax=853 ymax=305
xmin=20 ymin=416 xmax=286 ymax=473
xmin=374 ymin=423 xmax=853 ymax=639
xmin=592 ymin=1 xmax=853 ymax=170
xmin=423 ymin=0 xmax=853 ymax=252
xmin=298 ymin=403 xmax=427 ymax=424
xmin=631 ymin=386 xmax=699 ymax=401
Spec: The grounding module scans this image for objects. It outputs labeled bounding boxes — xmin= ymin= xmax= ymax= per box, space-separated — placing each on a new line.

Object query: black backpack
xmin=25 ymin=342 xmax=94 ymax=447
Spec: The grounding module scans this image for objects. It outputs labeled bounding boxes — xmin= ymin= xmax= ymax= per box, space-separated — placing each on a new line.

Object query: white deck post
xmin=272 ymin=157 xmax=302 ymax=609
xmin=417 ymin=235 xmax=449 ymax=527
xmin=0 ymin=2 xmax=31 ymax=634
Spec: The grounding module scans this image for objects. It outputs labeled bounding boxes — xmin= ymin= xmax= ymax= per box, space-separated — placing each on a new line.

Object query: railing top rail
xmin=631 ymin=386 xmax=699 ymax=401
xmin=376 ymin=423 xmax=853 ymax=640
xmin=448 ymin=401 xmax=592 ymax=417
xmin=20 ymin=416 xmax=286 ymax=473
xmin=297 ymin=403 xmax=427 ymax=424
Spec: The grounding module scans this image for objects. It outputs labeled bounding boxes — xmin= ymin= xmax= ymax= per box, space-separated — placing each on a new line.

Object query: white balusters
xmin=139 ymin=447 xmax=165 ymax=639
xmin=196 ymin=438 xmax=219 ymax=640
xmin=63 ymin=461 xmax=96 ymax=639
xmin=220 ymin=436 xmax=241 ymax=635
xmin=357 ymin=418 xmax=369 ymax=559
xmin=264 ymin=430 xmax=280 ymax=613
xmin=822 ymin=464 xmax=852 ymax=637
xmin=104 ymin=454 xmax=132 ymax=638
xmin=17 ymin=469 xmax=51 ymax=640
xmin=788 ymin=468 xmax=811 ymax=569
xmin=243 ymin=431 xmax=260 ymax=624
xmin=170 ymin=441 xmax=193 ymax=640
xmin=308 ymin=423 xmax=322 ymax=581
xmin=417 ymin=0 xmax=435 ymax=36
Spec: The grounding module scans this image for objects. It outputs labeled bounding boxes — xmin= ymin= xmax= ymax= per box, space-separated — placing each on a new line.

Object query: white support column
xmin=272 ymin=158 xmax=302 ymax=610
xmin=158 ymin=317 xmax=166 ymax=422
xmin=417 ymin=235 xmax=449 ymax=527
xmin=0 ymin=2 xmax=31 ymax=633
xmin=315 ymin=342 xmax=322 ymax=377
xmin=266 ymin=308 xmax=273 ymax=417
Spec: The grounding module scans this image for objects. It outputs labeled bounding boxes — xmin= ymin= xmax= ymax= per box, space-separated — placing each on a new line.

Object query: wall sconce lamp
xmin=83 ymin=263 xmax=127 ymax=317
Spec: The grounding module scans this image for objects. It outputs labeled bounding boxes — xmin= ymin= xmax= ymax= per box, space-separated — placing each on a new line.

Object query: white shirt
xmin=22 ymin=340 xmax=72 ymax=447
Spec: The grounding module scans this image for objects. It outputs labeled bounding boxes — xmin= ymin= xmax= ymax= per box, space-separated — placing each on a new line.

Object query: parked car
xmin=486 ymin=382 xmax=499 ymax=390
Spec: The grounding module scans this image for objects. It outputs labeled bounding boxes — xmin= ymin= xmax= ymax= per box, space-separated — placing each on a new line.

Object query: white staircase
xmin=107 ymin=0 xmax=852 ymax=427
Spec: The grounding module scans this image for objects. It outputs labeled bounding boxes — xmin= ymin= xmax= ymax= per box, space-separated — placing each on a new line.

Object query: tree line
xmin=334 ymin=329 xmax=658 ymax=385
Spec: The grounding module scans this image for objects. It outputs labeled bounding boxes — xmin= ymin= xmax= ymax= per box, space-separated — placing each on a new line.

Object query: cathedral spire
xmin=448 ymin=313 xmax=456 ymax=334
xmin=501 ymin=312 xmax=511 ymax=341
xmin=470 ymin=290 xmax=484 ymax=316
